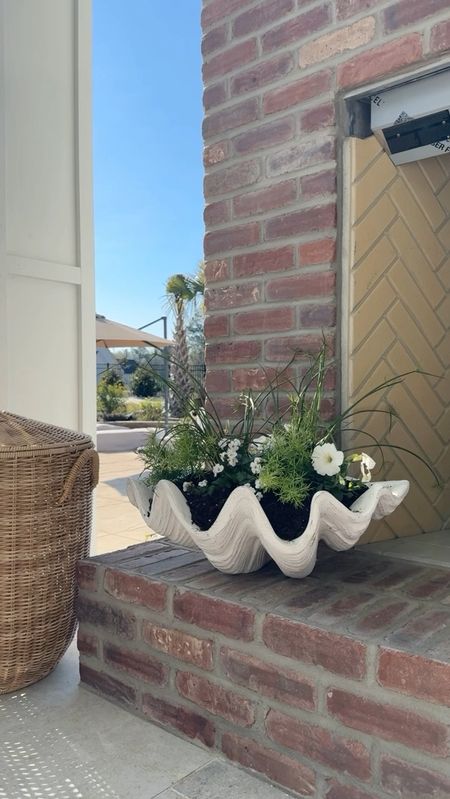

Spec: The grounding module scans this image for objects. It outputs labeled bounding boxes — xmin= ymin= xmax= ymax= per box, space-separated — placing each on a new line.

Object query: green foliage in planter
xmin=258 ymin=423 xmax=313 ymax=508
xmin=139 ymin=341 xmax=437 ymax=515
xmin=143 ymin=424 xmax=207 ymax=484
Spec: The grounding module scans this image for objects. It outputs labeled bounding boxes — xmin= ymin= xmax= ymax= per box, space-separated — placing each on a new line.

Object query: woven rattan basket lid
xmin=0 ymin=411 xmax=92 ymax=454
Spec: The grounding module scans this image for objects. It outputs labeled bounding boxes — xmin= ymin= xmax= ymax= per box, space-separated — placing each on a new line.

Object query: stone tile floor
xmin=0 ymin=641 xmax=296 ymax=799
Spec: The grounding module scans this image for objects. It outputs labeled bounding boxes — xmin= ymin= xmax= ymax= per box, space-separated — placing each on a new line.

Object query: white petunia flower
xmin=198 ymin=479 xmax=208 ymax=487
xmin=212 ymin=463 xmax=224 ymax=477
xmin=230 ymin=438 xmax=241 ymax=450
xmin=228 ymin=453 xmax=238 ymax=467
xmin=219 ymin=452 xmax=227 ymax=461
xmin=254 ymin=479 xmax=261 ymax=489
xmin=182 ymin=481 xmax=192 ymax=493
xmin=311 ymin=443 xmax=344 ymax=477
xmin=360 ymin=452 xmax=376 ymax=482
xmin=218 ymin=438 xmax=228 ymax=449
xmin=255 ymin=492 xmax=263 ymax=501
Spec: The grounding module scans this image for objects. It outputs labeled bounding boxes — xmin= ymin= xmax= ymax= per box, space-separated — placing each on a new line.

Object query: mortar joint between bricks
xmin=93 ymin=563 xmax=106 ymax=594
xmin=315 ymin=681 xmax=329 ymax=716
xmin=97 ymin=637 xmax=107 ymax=660
xmin=165 ymin=583 xmax=175 ymax=619
xmin=314 ymin=773 xmax=330 ymax=799
xmin=271 ymin=262 xmax=338 ymax=278
xmin=371 ymin=738 xmax=385 ymax=786
xmin=167 ymin=665 xmax=176 ymax=691
xmin=365 ymin=642 xmax=379 ymax=686
xmin=211 ymin=638 xmax=219 ymax=671
xmin=253 ymin=610 xmax=265 ymax=643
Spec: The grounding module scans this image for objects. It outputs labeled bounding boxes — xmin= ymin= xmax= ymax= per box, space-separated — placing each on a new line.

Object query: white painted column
xmin=0 ymin=0 xmax=95 ymax=438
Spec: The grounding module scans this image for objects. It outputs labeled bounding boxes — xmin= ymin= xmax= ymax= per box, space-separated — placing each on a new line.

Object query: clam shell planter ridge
xmin=127 ymin=476 xmax=409 ymax=578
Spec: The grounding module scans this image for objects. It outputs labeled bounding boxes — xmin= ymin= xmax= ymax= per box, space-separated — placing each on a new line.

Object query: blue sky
xmin=93 ymin=0 xmax=203 ymax=335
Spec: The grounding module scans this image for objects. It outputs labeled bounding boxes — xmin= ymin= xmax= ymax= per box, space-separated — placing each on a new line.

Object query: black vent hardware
xmin=383 ymin=110 xmax=450 ymax=155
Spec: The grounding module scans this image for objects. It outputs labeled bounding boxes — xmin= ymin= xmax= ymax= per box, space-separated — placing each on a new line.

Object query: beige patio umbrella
xmin=96 ymin=314 xmax=173 ymax=349
xmin=96 ymin=314 xmax=172 ymax=430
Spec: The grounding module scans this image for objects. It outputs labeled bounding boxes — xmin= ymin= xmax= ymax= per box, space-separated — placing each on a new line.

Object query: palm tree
xmin=165 ymin=266 xmax=204 ymax=416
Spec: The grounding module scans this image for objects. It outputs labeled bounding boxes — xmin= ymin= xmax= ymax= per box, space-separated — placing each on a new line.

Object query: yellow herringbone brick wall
xmin=347 ymin=137 xmax=449 ymax=543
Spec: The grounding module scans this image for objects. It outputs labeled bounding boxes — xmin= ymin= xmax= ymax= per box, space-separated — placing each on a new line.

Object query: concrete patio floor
xmin=95 ymin=451 xmax=152 ymax=555
xmin=0 ymin=642 xmax=297 ymax=799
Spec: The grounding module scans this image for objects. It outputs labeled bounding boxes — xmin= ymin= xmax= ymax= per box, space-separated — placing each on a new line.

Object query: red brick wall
xmin=77 ymin=543 xmax=450 ymax=798
xmin=201 ymin=0 xmax=450 ymax=404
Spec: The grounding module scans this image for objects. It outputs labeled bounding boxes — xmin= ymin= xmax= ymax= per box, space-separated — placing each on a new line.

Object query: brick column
xmin=201 ymin=0 xmax=450 ymax=410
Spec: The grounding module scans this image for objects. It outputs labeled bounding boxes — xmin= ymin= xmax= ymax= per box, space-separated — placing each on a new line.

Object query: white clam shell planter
xmin=127 ymin=475 xmax=409 ymax=579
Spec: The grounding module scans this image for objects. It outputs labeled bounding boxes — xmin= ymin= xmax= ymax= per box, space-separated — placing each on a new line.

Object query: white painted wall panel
xmin=0 ymin=0 xmax=95 ymax=438
xmin=6 ymin=276 xmax=79 ymax=429
xmin=4 ymin=0 xmax=77 ymax=265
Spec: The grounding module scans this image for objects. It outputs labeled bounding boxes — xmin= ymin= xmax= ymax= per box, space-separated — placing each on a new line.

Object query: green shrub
xmin=97 ymin=378 xmax=127 ymax=417
xmin=101 ymin=367 xmax=125 ymax=387
xmin=130 ymin=366 xmax=159 ymax=398
xmin=135 ymin=399 xmax=163 ymax=422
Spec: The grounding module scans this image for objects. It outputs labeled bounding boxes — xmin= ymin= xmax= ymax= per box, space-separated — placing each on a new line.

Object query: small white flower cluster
xmin=245 ymin=483 xmax=263 ymax=501
xmin=219 ymin=437 xmax=241 ymax=467
xmin=248 ymin=434 xmax=269 ymax=454
xmin=182 ymin=481 xmax=192 ymax=493
xmin=250 ymin=457 xmax=262 ymax=475
xmin=212 ymin=463 xmax=224 ymax=477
